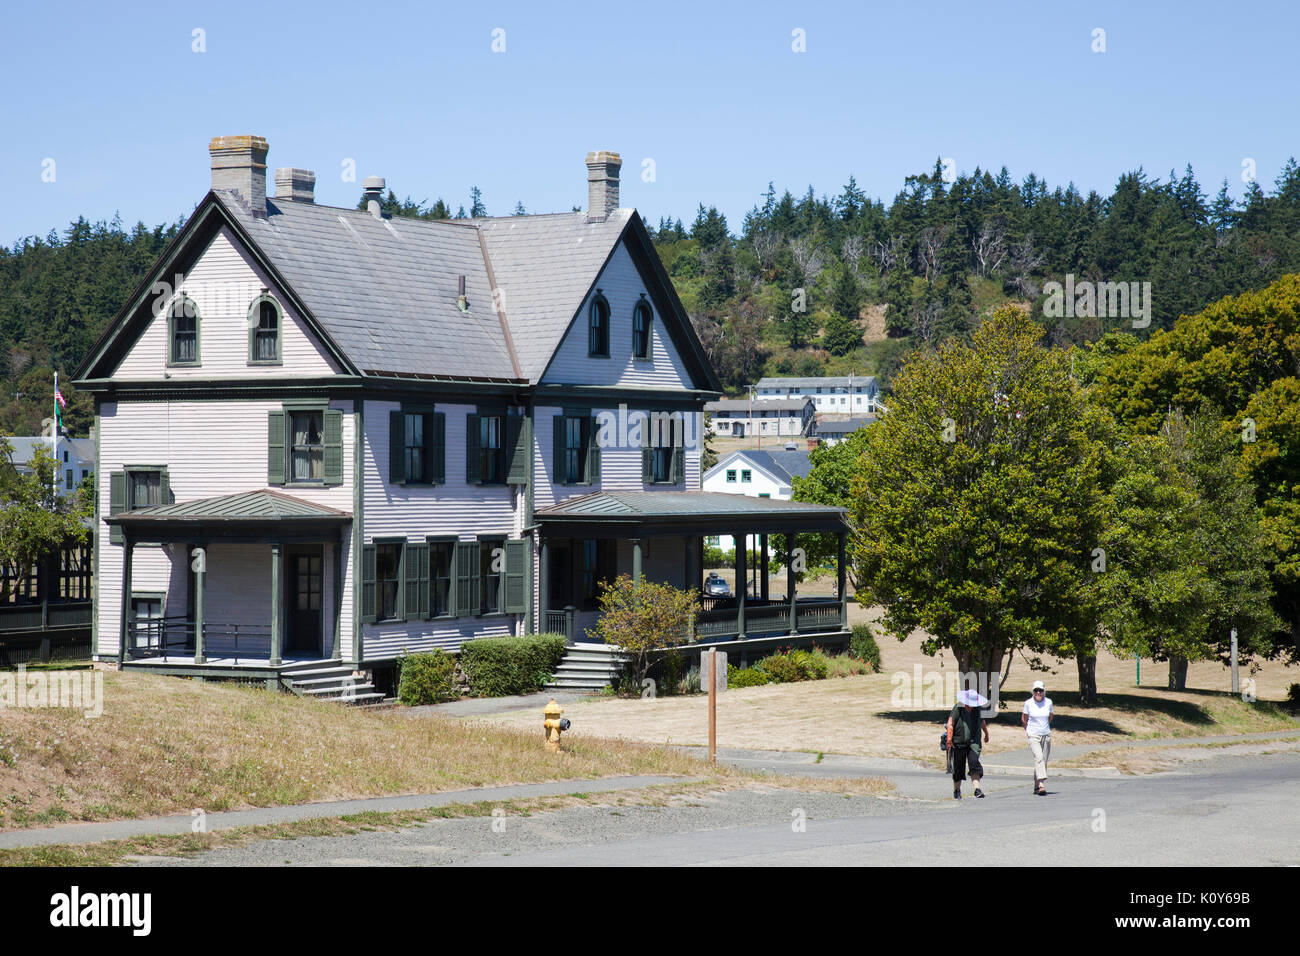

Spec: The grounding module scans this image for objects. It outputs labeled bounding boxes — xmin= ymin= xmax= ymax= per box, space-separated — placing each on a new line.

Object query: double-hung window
xmin=249 ymin=296 xmax=282 ymax=364
xmin=480 ymin=415 xmax=503 ymax=484
xmin=480 ymin=537 xmax=504 ymax=614
xmin=430 ymin=541 xmax=454 ymax=618
xmin=588 ymin=292 xmax=610 ymax=357
xmin=726 ymin=469 xmax=737 ymax=483
xmin=642 ymin=411 xmax=682 ymax=485
xmin=290 ymin=410 xmax=324 ymax=483
xmin=168 ymin=296 xmax=199 ymax=366
xmin=554 ymin=411 xmax=600 ymax=485
xmin=374 ymin=542 xmax=402 ymax=622
xmin=390 ymin=408 xmax=445 ymax=485
xmin=632 ymin=297 xmax=652 ymax=359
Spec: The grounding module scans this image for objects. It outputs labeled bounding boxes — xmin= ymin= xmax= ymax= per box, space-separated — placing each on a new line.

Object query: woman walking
xmin=1022 ymin=680 xmax=1053 ymax=795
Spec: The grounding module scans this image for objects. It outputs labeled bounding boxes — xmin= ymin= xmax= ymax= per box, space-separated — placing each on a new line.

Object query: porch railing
xmin=544 ymin=606 xmax=576 ymax=643
xmin=693 ymin=596 xmax=842 ymax=642
xmin=127 ymin=617 xmax=274 ymax=664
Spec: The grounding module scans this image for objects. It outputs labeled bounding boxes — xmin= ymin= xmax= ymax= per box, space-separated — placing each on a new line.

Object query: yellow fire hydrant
xmin=543 ymin=699 xmax=570 ymax=751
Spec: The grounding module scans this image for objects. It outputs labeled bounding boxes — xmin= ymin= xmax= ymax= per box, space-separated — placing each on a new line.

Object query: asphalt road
xmin=138 ymin=751 xmax=1300 ymax=867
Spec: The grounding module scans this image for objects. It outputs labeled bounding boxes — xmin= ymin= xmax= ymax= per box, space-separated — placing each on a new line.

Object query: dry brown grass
xmin=475 ymin=603 xmax=1298 ymax=759
xmin=0 ymin=670 xmax=717 ymax=831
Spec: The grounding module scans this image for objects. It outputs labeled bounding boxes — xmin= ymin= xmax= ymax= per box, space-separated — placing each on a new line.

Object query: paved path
xmin=402 ymin=691 xmax=597 ymax=719
xmin=0 ymin=775 xmax=691 ymax=850
xmin=133 ymin=751 xmax=1300 ymax=867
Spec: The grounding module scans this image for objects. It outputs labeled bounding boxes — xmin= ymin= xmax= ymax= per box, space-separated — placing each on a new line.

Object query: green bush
xmin=727 ymin=663 xmax=772 ymax=688
xmin=397 ymin=650 xmax=457 ymax=705
xmin=1287 ymin=683 xmax=1300 ymax=712
xmin=459 ymin=634 xmax=567 ymax=698
xmin=756 ymin=648 xmax=828 ymax=682
xmin=703 ymin=545 xmax=733 ymax=568
xmin=849 ymin=623 xmax=883 ymax=672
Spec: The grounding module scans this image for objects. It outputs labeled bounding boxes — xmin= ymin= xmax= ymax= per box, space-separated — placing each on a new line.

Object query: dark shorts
xmin=950 ymin=746 xmax=982 ymax=781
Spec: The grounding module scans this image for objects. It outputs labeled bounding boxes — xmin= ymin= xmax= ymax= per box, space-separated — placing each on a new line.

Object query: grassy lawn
xmin=474 ymin=603 xmax=1299 ymax=760
xmin=0 ymin=670 xmax=718 ymax=831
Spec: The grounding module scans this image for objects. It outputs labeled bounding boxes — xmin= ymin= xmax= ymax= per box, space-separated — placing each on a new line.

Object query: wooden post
xmin=788 ymin=532 xmax=798 ymax=635
xmin=193 ymin=545 xmax=206 ymax=664
xmin=760 ymin=533 xmax=769 ymax=602
xmin=539 ymin=538 xmax=550 ymax=631
xmin=118 ymin=538 xmax=133 ymax=665
xmin=270 ymin=541 xmax=283 ymax=667
xmin=837 ymin=531 xmax=847 ymax=628
xmin=708 ymin=648 xmax=716 ymax=765
xmin=631 ymin=538 xmax=642 ymax=585
xmin=735 ymin=532 xmax=746 ymax=639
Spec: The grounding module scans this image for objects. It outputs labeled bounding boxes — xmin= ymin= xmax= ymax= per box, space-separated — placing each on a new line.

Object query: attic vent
xmin=363 ymin=176 xmax=385 ymax=219
xmin=457 ymin=275 xmax=469 ymax=312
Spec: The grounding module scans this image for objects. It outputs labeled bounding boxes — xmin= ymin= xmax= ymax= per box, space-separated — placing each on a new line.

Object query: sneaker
xmin=974 ymin=787 xmax=985 ymax=798
xmin=953 ymin=788 xmax=962 ymax=800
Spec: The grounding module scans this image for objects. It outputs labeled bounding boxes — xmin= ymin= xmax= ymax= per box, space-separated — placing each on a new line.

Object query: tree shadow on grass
xmin=878 ymin=689 xmax=1217 ymax=736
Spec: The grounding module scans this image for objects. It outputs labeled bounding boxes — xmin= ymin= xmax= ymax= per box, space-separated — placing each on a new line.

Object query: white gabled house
xmin=73 ymin=135 xmax=851 ymax=692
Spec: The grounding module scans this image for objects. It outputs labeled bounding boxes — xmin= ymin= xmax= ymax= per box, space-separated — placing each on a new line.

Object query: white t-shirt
xmin=1023 ymin=696 xmax=1053 ymax=736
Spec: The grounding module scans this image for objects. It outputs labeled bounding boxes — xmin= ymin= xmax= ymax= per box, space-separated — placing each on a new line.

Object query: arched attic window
xmin=588 ymin=291 xmax=610 ymax=358
xmin=248 ymin=294 xmax=283 ymax=364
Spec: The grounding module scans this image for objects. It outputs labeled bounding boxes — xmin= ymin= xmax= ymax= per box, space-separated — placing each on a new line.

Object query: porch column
xmin=117 ymin=537 xmax=133 ymax=665
xmin=788 ymin=532 xmax=798 ymax=635
xmin=734 ymin=531 xmax=746 ymax=640
xmin=760 ymin=534 xmax=769 ymax=601
xmin=333 ymin=532 xmax=345 ymax=659
xmin=539 ymin=537 xmax=550 ymax=632
xmin=837 ymin=531 xmax=848 ymax=628
xmin=193 ymin=545 xmax=206 ymax=665
xmin=631 ymin=538 xmax=642 ymax=585
xmin=270 ymin=541 xmax=283 ymax=667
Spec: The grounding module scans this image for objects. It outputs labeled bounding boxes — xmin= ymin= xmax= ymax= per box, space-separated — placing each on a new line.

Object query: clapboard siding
xmin=95 ymin=398 xmax=356 ymax=658
xmin=541 ymin=242 xmax=692 ymax=388
xmin=362 ymin=400 xmax=515 ymax=538
xmin=364 ymin=618 xmax=514 ymax=659
xmin=114 ymin=227 xmax=341 ymax=380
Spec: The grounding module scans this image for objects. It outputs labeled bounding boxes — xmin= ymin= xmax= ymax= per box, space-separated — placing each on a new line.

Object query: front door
xmin=286 ymin=546 xmax=323 ymax=655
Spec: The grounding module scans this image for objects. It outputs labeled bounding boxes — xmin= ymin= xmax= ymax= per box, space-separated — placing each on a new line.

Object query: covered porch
xmin=533 ymin=491 xmax=850 ymax=649
xmin=107 ymin=490 xmax=351 ymax=672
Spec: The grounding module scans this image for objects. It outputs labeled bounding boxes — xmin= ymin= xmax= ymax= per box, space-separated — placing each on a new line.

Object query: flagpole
xmin=52 ymin=371 xmax=59 ymax=499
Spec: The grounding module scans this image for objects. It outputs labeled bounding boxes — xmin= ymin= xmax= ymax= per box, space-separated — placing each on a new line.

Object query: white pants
xmin=1028 ymin=734 xmax=1051 ymax=780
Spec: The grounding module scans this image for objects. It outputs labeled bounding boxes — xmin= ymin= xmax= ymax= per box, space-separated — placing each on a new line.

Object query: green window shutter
xmin=552 ymin=414 xmax=567 ymax=484
xmin=587 ymin=416 xmax=601 ymax=482
xmin=641 ymin=446 xmax=654 ymax=483
xmin=267 ymin=410 xmax=286 ymax=485
xmin=431 ymin=412 xmax=446 ymax=484
xmin=456 ymin=541 xmax=479 ymax=618
xmin=405 ymin=542 xmax=429 ymax=619
xmin=646 ymin=307 xmax=654 ymax=361
xmin=506 ymin=414 xmax=529 ymax=485
xmin=672 ymin=445 xmax=685 ymax=485
xmin=324 ymin=409 xmax=344 ymax=486
xmin=465 ymin=414 xmax=481 ymax=485
xmin=503 ymin=539 xmax=527 ymax=614
xmin=160 ymin=468 xmax=172 ymax=505
xmin=109 ymin=471 xmax=125 ymax=545
xmin=361 ymin=544 xmax=377 ymax=623
xmin=389 ymin=410 xmax=405 ymax=485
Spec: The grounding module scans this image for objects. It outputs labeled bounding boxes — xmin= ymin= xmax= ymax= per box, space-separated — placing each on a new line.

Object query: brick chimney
xmin=585 ymin=150 xmax=622 ymax=222
xmin=274 ymin=167 xmax=316 ymax=203
xmin=210 ymin=135 xmax=269 ymax=217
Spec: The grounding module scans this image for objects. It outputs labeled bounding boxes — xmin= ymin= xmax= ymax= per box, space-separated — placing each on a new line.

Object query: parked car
xmin=704 ymin=573 xmax=731 ymax=598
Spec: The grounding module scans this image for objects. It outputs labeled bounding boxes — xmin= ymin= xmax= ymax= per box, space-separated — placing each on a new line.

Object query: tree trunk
xmin=1167 ymin=655 xmax=1188 ymax=691
xmin=954 ymin=647 xmax=1005 ymax=712
xmin=1077 ymin=655 xmax=1097 ymax=706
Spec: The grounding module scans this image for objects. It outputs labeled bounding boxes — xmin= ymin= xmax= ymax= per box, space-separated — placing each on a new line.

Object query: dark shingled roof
xmin=222 ymin=195 xmax=632 ymax=383
xmin=536 ymin=490 xmax=838 ymax=518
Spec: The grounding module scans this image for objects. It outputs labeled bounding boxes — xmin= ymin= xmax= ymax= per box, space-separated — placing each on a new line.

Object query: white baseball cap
xmin=1032 ymin=680 xmax=1046 ymax=691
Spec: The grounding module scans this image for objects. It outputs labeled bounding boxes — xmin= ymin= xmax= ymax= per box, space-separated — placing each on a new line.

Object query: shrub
xmin=592 ymin=575 xmax=699 ymax=687
xmin=684 ymin=665 xmax=702 ymax=694
xmin=397 ymin=650 xmax=457 ymax=705
xmin=727 ymin=663 xmax=771 ymax=688
xmin=646 ymin=649 xmax=684 ymax=696
xmin=702 ymin=545 xmax=732 ymax=568
xmin=756 ymin=648 xmax=828 ymax=682
xmin=849 ymin=623 xmax=883 ymax=672
xmin=815 ymin=648 xmax=873 ymax=678
xmin=1287 ymin=682 xmax=1300 ymax=712
xmin=458 ymin=634 xmax=567 ymax=698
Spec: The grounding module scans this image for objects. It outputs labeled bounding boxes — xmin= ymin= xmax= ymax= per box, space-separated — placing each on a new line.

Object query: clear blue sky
xmin=1 ymin=0 xmax=1296 ymax=247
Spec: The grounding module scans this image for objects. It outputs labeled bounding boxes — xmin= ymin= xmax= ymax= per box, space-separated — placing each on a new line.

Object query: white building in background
xmin=704 ymin=397 xmax=814 ymax=438
xmin=815 ymin=417 xmax=875 ymax=446
xmin=5 ymin=428 xmax=95 ymax=499
xmin=755 ymin=375 xmax=882 ymax=415
xmin=702 ymin=448 xmax=812 ymax=555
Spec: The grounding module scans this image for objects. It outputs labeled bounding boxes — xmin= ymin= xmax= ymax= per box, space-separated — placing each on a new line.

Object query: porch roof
xmin=108 ymin=490 xmax=351 ymax=542
xmin=534 ymin=491 xmax=847 ymax=536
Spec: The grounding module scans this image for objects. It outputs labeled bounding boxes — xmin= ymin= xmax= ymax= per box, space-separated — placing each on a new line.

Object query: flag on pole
xmin=54 ymin=373 xmax=65 ymax=434
xmin=55 ymin=388 xmax=66 ymax=409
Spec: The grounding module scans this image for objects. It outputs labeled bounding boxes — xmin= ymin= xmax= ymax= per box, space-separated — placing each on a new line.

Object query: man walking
xmin=1022 ymin=680 xmax=1053 ymax=795
xmin=946 ymin=689 xmax=989 ymax=799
